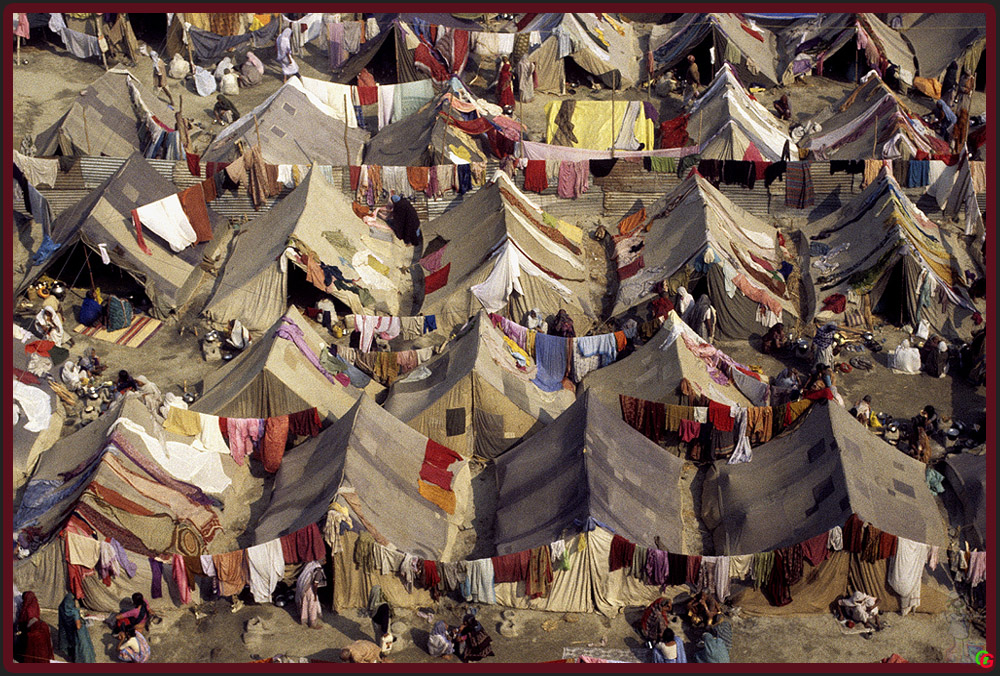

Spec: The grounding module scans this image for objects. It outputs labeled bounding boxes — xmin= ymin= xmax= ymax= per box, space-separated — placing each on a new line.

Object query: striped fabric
xmin=784 ymin=162 xmax=815 ymax=209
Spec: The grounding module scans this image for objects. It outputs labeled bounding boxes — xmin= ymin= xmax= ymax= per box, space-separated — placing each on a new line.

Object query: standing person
xmin=57 ymin=593 xmax=96 ymax=663
xmin=650 ymin=290 xmax=675 ymax=320
xmin=496 ymin=55 xmax=515 ymax=110
xmin=276 ymin=26 xmax=299 ymax=82
xmin=941 ymin=60 xmax=960 ymax=107
xmin=674 ymin=286 xmax=695 ymax=324
xmin=549 ymin=309 xmax=576 ymax=338
xmin=688 ymin=295 xmax=717 ymax=344
xmin=811 ymin=322 xmax=838 ymax=369
xmin=15 ymin=592 xmax=53 ymax=663
xmin=932 ymin=99 xmax=957 ymax=138
xmin=682 ymin=54 xmax=701 ymax=105
xmin=517 ymin=56 xmax=536 ymax=103
xmin=386 ymin=194 xmax=422 ymax=246
xmin=296 ymin=561 xmax=326 ymax=629
xmin=239 ymin=50 xmax=264 ymax=88
xmin=150 ymin=50 xmax=174 ymax=106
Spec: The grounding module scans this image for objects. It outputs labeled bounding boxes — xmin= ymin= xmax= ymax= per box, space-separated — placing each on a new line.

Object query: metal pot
xmin=182 ymin=392 xmax=197 ymax=404
xmin=50 ymin=281 xmax=66 ymax=299
xmin=203 ymin=330 xmax=219 ymax=343
xmin=862 ymin=332 xmax=874 ymax=342
xmin=86 ymin=386 xmax=101 ymax=400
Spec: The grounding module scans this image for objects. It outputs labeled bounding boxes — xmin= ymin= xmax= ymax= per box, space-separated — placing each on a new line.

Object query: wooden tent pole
xmin=82 ymin=244 xmax=97 ymax=293
xmin=82 ymin=106 xmax=92 ymax=154
xmin=183 ymin=21 xmax=196 ymax=77
xmin=344 ymin=94 xmax=352 ymax=162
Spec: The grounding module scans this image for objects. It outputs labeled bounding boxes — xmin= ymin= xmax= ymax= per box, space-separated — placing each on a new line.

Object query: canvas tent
xmin=941 ymin=452 xmax=986 ymax=549
xmin=202 ymin=165 xmax=413 ymax=333
xmin=15 ymin=152 xmax=221 ymax=320
xmin=702 ymin=399 xmax=948 ymax=555
xmin=494 ymin=390 xmax=685 ymax=555
xmin=328 ymin=17 xmax=426 ymax=85
xmin=803 ymin=168 xmax=979 ymax=341
xmin=519 ymin=13 xmax=642 ymax=90
xmin=543 ymin=100 xmax=656 ymax=152
xmin=583 ymin=310 xmax=754 ymax=415
xmin=775 ymin=13 xmax=915 ymax=86
xmin=650 ymin=13 xmax=783 ymax=88
xmin=362 ymin=87 xmax=493 ymax=166
xmin=611 ymin=173 xmax=798 ymax=339
xmin=192 ymin=306 xmax=373 ymax=420
xmin=383 ymin=312 xmax=576 ymax=459
xmin=201 ymin=76 xmax=369 ymax=166
xmin=12 ymin=332 xmax=67 ymax=490
xmin=34 ymin=68 xmax=175 ymax=157
xmin=802 ymin=71 xmax=951 ymax=160
xmin=251 ymin=394 xmax=470 ymax=561
xmin=164 ymin=13 xmax=280 ymax=62
xmin=417 ymin=171 xmax=595 ymax=335
xmin=660 ymin=62 xmax=795 ymax=160
xmin=901 ymin=13 xmax=985 ymax=82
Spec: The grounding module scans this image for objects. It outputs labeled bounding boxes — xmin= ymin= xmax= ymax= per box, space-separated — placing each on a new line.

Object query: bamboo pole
xmin=83 ymin=244 xmax=97 ymax=293
xmin=344 ymin=94 xmax=352 ymax=162
xmin=82 ymin=106 xmax=92 ymax=154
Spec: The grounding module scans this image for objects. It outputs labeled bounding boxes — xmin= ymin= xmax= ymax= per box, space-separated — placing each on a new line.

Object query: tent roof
xmin=251 ymin=395 xmax=466 ymax=561
xmin=683 ymin=63 xmax=795 ymax=160
xmin=612 ymin=173 xmax=790 ymax=318
xmin=362 ymin=93 xmax=489 ymax=166
xmin=383 ymin=311 xmax=575 ymax=427
xmin=192 ymin=306 xmax=369 ymax=420
xmin=494 ymin=390 xmax=686 ymax=555
xmin=520 ymin=13 xmax=642 ymax=89
xmin=418 ymin=172 xmax=594 ymax=332
xmin=941 ymin=452 xmax=986 ymax=546
xmin=803 ymin=72 xmax=949 ymax=159
xmin=16 ymin=153 xmax=215 ymax=315
xmin=703 ymin=399 xmax=949 ymax=555
xmin=202 ymin=166 xmax=412 ymax=331
xmin=202 ymin=78 xmax=369 ymax=165
xmin=14 ymin=396 xmax=224 ymax=555
xmin=583 ymin=310 xmax=754 ymax=411
xmin=803 ymin=168 xmax=970 ymax=314
xmin=902 ymin=13 xmax=986 ymax=80
xmin=651 ymin=13 xmax=782 ymax=86
xmin=13 ymin=332 xmax=64 ymax=486
xmin=34 ymin=68 xmax=174 ymax=157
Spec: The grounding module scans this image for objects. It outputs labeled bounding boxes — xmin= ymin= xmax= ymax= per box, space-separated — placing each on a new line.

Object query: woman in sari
xmin=276 ymin=27 xmax=299 ymax=82
xmin=496 ymin=56 xmax=515 ymax=109
xmin=15 ymin=591 xmax=53 ymax=663
xmin=57 ymin=593 xmax=96 ymax=663
xmin=455 ymin=614 xmax=494 ymax=662
xmin=116 ymin=628 xmax=151 ymax=663
xmin=113 ymin=593 xmax=150 ymax=637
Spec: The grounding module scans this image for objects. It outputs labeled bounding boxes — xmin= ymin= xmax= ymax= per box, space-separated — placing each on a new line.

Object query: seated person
xmin=78 ymin=290 xmax=103 ymax=327
xmin=919 ymin=335 xmax=949 ymax=378
xmin=760 ymin=322 xmax=786 ymax=355
xmin=693 ymin=619 xmax=731 ymax=663
xmin=113 ymin=593 xmax=151 ymax=637
xmin=239 ymin=50 xmax=264 ymax=87
xmin=549 ymin=309 xmax=576 ymax=338
xmin=116 ymin=628 xmax=150 ymax=663
xmin=773 ymin=94 xmax=792 ymax=121
xmin=427 ymin=620 xmax=457 ymax=659
xmin=219 ymin=68 xmax=240 ymax=96
xmin=340 ymin=639 xmax=387 ymax=663
xmin=213 ymin=94 xmax=240 ymax=125
xmin=115 ymin=370 xmax=139 ymax=396
xmin=454 ymin=614 xmax=494 ymax=663
xmin=852 ymin=395 xmax=874 ymax=427
xmin=652 ymin=627 xmax=687 ymax=663
xmin=834 ymin=591 xmax=882 ymax=630
xmin=684 ymin=591 xmax=721 ymax=628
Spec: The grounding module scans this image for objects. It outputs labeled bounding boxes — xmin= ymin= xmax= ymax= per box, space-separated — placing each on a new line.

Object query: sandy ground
xmin=12 ymin=24 xmax=987 ymax=666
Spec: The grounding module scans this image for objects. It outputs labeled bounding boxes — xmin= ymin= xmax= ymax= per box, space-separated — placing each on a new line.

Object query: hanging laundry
xmin=784 ymin=162 xmax=815 ymax=208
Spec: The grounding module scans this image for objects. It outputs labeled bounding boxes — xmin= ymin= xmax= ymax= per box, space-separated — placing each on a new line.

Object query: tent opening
xmin=40 ymin=241 xmax=155 ymax=318
xmin=822 ymin=46 xmax=864 ymax=84
xmin=871 ymin=259 xmax=910 ymax=327
xmin=127 ymin=13 xmax=167 ymax=45
xmin=358 ymin=31 xmax=399 ymax=85
xmin=286 ymin=264 xmax=336 ymax=315
xmin=974 ymin=52 xmax=985 ymax=91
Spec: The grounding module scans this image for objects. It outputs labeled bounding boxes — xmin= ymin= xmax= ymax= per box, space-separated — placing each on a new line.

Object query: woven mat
xmin=73 ymin=315 xmax=163 ymax=348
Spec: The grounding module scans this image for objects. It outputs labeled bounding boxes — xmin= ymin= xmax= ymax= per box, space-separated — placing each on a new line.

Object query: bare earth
xmin=11 ymin=28 xmax=986 ymax=666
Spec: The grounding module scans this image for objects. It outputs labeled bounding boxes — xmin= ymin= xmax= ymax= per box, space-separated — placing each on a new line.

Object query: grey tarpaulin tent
xmin=383 ymin=311 xmax=576 ymax=459
xmin=192 ymin=306 xmax=373 ymax=420
xmin=201 ymin=166 xmax=413 ymax=332
xmin=583 ymin=310 xmax=754 ymax=414
xmin=802 ymin=71 xmax=951 ymax=160
xmin=201 ymin=77 xmax=369 ymax=166
xmin=251 ymin=394 xmax=471 ymax=562
xmin=494 ymin=390 xmax=685 ymax=556
xmin=941 ymin=452 xmax=986 ymax=548
xmin=901 ymin=13 xmax=985 ymax=81
xmin=611 ymin=173 xmax=798 ymax=339
xmin=15 ymin=152 xmax=222 ymax=319
xmin=802 ymin=168 xmax=979 ymax=341
xmin=417 ymin=171 xmax=595 ymax=335
xmin=34 ymin=68 xmax=175 ymax=157
xmin=650 ymin=13 xmax=783 ymax=87
xmin=701 ymin=399 xmax=949 ymax=556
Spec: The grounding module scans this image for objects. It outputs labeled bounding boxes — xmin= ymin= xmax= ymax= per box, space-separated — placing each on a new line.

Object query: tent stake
xmin=82 ymin=106 xmax=92 ymax=154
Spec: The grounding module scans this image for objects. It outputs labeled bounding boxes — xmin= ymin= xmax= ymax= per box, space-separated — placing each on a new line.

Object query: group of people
xmin=13 ymin=590 xmax=152 ymax=664
xmin=339 ymin=607 xmax=493 ymax=664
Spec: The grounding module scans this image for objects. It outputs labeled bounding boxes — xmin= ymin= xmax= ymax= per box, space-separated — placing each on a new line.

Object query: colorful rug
xmin=561 ymin=646 xmax=651 ymax=663
xmin=73 ymin=315 xmax=163 ymax=348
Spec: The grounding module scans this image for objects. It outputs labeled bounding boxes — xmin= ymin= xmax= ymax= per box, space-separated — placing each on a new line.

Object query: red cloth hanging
xmin=419 ymin=464 xmax=454 ymax=491
xmin=708 ymin=400 xmax=734 ymax=432
xmin=295 ymin=523 xmax=326 ymax=562
xmin=424 ymin=263 xmax=451 ymax=294
xmin=178 ymin=184 xmax=213 ymax=243
xmin=523 ymin=160 xmax=549 ymax=193
xmin=659 ymin=114 xmax=691 ymax=149
xmin=260 ymin=415 xmax=289 ymax=473
xmin=129 ymin=210 xmax=153 ymax=255
xmin=424 ymin=439 xmax=462 ymax=469
xmin=288 ymin=407 xmax=322 ymax=437
xmin=349 ymin=165 xmax=361 ymax=191
xmin=186 ymin=153 xmax=201 ymax=177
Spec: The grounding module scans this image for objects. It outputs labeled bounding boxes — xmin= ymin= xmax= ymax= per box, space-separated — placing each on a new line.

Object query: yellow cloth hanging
xmin=526 ymin=329 xmax=537 ymax=359
xmin=500 ymin=333 xmax=532 ymax=366
xmin=163 ymin=407 xmax=203 ymax=437
xmin=292 ymin=165 xmax=302 ymax=186
xmin=248 ymin=14 xmax=271 ymax=31
xmin=367 ymin=255 xmax=389 ymax=276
